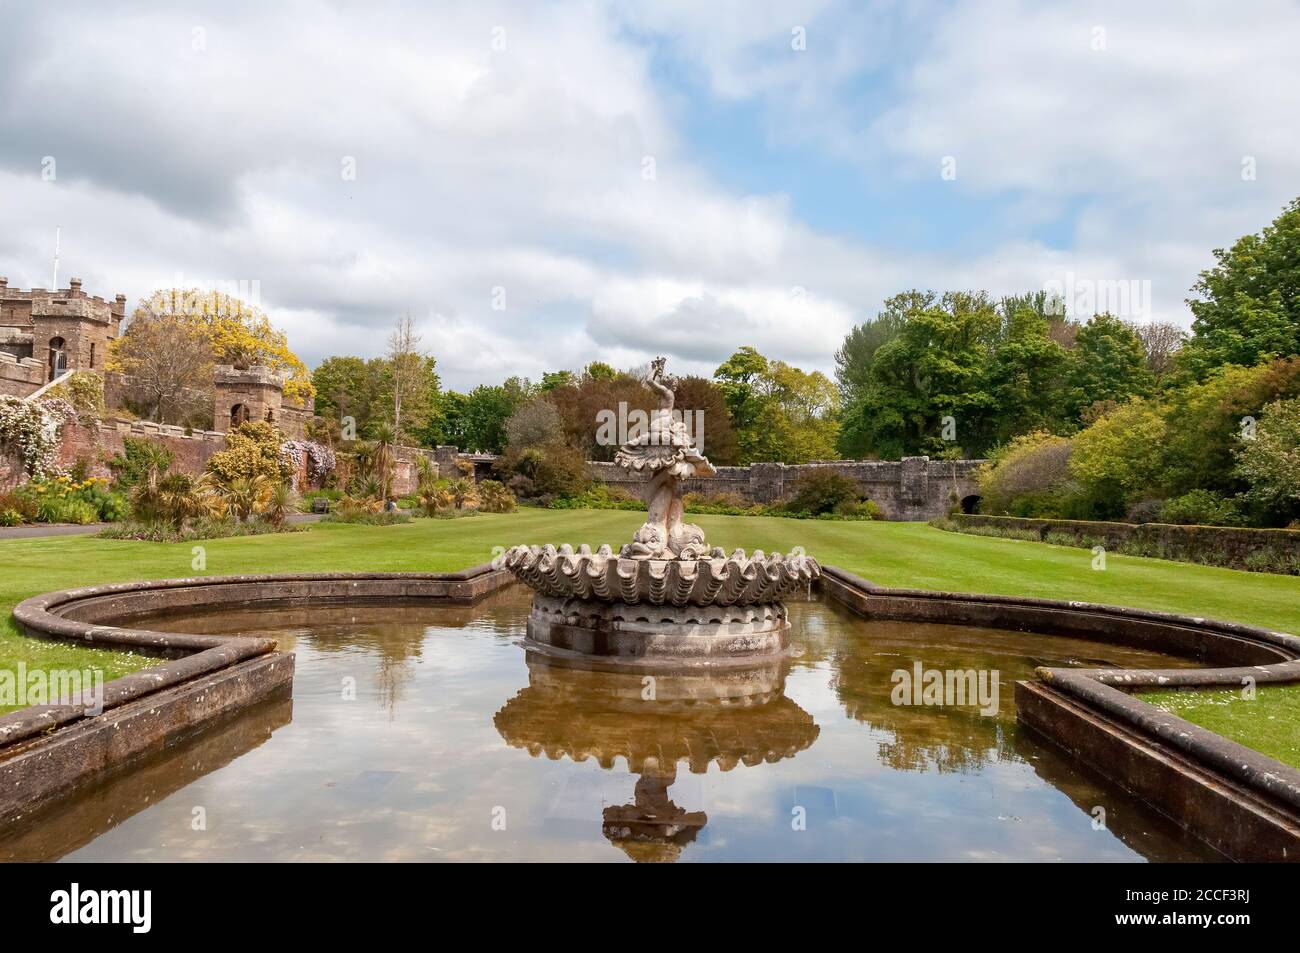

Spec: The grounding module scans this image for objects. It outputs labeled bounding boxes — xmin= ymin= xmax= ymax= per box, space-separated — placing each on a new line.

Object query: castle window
xmin=230 ymin=403 xmax=251 ymax=429
xmin=89 ymin=342 xmax=96 ymax=368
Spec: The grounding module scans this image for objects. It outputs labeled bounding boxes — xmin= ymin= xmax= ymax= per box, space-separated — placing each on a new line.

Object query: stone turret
xmin=213 ymin=364 xmax=285 ymax=433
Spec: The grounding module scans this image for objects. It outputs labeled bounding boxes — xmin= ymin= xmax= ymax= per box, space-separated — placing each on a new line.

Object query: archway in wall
xmin=960 ymin=494 xmax=982 ymax=514
xmin=230 ymin=404 xmax=251 ymax=429
xmin=47 ymin=337 xmax=67 ymax=381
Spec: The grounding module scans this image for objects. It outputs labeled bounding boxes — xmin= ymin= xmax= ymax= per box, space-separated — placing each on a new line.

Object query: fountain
xmin=502 ymin=357 xmax=820 ymax=667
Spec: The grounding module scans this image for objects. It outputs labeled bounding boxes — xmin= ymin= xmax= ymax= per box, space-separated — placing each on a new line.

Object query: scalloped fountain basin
xmin=502 ymin=544 xmax=822 ymax=666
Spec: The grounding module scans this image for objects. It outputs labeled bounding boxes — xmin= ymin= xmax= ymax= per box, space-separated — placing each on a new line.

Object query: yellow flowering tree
xmin=114 ymin=289 xmax=316 ymax=404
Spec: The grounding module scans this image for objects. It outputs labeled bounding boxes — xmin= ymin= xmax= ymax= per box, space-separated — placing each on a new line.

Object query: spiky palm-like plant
xmin=447 ymin=477 xmax=479 ymax=510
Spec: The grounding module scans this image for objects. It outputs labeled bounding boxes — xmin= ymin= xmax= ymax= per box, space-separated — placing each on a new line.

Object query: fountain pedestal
xmin=526 ymin=593 xmax=789 ymax=666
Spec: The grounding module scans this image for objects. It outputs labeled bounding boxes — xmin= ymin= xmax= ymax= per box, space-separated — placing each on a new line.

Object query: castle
xmin=0 ymin=277 xmax=125 ymax=397
xmin=0 ymin=278 xmax=312 ymax=438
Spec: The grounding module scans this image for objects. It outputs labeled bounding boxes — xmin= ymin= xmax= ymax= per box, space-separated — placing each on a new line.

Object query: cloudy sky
xmin=2 ymin=0 xmax=1297 ymax=390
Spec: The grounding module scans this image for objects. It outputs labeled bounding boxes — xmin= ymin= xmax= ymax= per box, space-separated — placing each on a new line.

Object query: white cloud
xmin=1 ymin=1 xmax=1296 ymax=391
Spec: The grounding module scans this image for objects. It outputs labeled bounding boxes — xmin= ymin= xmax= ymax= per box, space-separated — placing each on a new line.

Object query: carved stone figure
xmin=614 ymin=356 xmax=714 ymax=559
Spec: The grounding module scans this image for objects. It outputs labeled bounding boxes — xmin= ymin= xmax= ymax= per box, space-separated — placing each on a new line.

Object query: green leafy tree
xmin=1063 ymin=313 xmax=1153 ymax=419
xmin=714 ymin=347 xmax=839 ymax=463
xmin=540 ymin=370 xmax=576 ymax=391
xmin=837 ymin=292 xmax=999 ymax=458
xmin=1067 ymin=399 xmax=1167 ymax=508
xmin=1182 ymin=195 xmax=1300 ymax=376
xmin=1236 ymin=396 xmax=1300 ymax=522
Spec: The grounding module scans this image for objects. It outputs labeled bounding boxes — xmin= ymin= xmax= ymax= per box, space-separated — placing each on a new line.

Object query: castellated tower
xmin=213 ymin=364 xmax=313 ymax=439
xmin=0 ymin=277 xmax=126 ymax=396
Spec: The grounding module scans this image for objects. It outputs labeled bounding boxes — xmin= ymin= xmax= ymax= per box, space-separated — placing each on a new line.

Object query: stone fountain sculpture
xmin=502 ymin=357 xmax=820 ymax=666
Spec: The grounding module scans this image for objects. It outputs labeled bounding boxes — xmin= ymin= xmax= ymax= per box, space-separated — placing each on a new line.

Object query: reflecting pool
xmin=0 ymin=587 xmax=1219 ymax=862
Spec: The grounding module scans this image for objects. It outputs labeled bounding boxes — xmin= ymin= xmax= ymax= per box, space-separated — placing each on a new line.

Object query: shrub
xmin=43 ymin=371 xmax=105 ymax=420
xmin=1125 ymin=498 xmax=1165 ymax=524
xmin=322 ymin=509 xmax=410 ymax=526
xmin=446 ymin=477 xmax=480 ymax=510
xmin=15 ymin=476 xmax=127 ymax=524
xmin=108 ymin=438 xmax=175 ymax=489
xmin=0 ymin=509 xmax=21 ymax=527
xmin=99 ymin=520 xmax=305 ymax=543
xmin=0 ymin=492 xmax=38 ymax=523
xmin=206 ymin=421 xmax=294 ymax=487
xmin=477 ymin=479 xmax=516 ymax=513
xmin=37 ymin=495 xmax=99 ymax=524
xmin=834 ymin=498 xmax=882 ymax=520
xmin=782 ymin=470 xmax=861 ymax=516
xmin=497 ymin=440 xmax=590 ymax=501
xmin=1159 ymin=490 xmax=1246 ymax=527
xmin=333 ymin=494 xmax=383 ymax=519
xmin=978 ymin=432 xmax=1075 ymax=514
xmin=551 ymin=484 xmax=644 ymax=511
xmin=0 ymin=395 xmax=68 ymax=477
xmin=418 ymin=481 xmax=453 ymax=516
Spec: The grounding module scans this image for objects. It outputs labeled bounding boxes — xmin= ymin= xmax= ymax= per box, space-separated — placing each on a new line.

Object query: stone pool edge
xmin=819 ymin=565 xmax=1300 ymax=862
xmin=4 ymin=564 xmax=1298 ymax=861
xmin=0 ymin=565 xmax=514 ymax=825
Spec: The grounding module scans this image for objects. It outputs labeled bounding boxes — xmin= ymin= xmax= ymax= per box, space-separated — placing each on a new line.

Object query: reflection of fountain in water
xmin=493 ymin=651 xmax=819 ymax=863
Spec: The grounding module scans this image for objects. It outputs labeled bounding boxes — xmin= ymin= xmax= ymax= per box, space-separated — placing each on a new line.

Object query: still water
xmin=0 ymin=587 xmax=1218 ymax=862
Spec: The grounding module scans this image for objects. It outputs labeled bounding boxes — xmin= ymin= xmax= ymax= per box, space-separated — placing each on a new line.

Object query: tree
xmin=1063 ymin=313 xmax=1153 ymax=420
xmin=386 ymin=314 xmax=436 ymax=439
xmin=505 ymin=398 xmax=564 ymax=450
xmin=837 ymin=292 xmax=1000 ymax=459
xmin=540 ymin=370 xmax=576 ymax=391
xmin=456 ymin=383 xmax=522 ymax=452
xmin=583 ymin=361 xmax=618 ymax=381
xmin=127 ymin=288 xmax=315 ymax=403
xmin=1067 ymin=399 xmax=1167 ymax=507
xmin=313 ymin=356 xmax=387 ymax=433
xmin=1182 ymin=195 xmax=1300 ymax=376
xmin=834 ymin=293 xmax=917 ymax=400
xmin=714 ymin=346 xmax=839 ymax=463
xmin=1135 ymin=321 xmax=1187 ymax=385
xmin=107 ymin=312 xmax=214 ymax=423
xmin=1236 ymin=396 xmax=1300 ymax=522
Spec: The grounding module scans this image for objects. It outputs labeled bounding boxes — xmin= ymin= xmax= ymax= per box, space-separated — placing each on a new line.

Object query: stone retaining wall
xmin=590 ymin=456 xmax=984 ymax=521
xmin=948 ymin=513 xmax=1300 ymax=574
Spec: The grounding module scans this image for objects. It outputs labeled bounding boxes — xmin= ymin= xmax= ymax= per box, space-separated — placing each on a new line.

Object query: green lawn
xmin=4 ymin=510 xmax=1300 ymax=751
xmin=1141 ymin=686 xmax=1300 ymax=769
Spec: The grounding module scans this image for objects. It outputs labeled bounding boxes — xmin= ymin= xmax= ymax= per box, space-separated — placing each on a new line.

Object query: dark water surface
xmin=1 ymin=587 xmax=1218 ymax=862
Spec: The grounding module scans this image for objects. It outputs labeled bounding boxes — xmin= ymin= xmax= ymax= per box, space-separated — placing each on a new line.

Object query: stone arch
xmin=47 ymin=336 xmax=67 ymax=381
xmin=230 ymin=403 xmax=251 ymax=429
xmin=960 ymin=494 xmax=982 ymax=514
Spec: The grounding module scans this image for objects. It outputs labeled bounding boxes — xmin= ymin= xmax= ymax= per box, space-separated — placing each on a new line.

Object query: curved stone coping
xmin=2 ymin=565 xmax=509 ymax=752
xmin=819 ymin=565 xmax=1300 ymax=815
